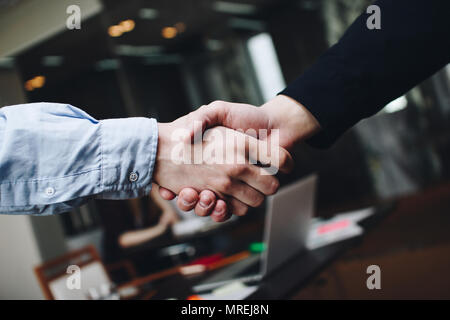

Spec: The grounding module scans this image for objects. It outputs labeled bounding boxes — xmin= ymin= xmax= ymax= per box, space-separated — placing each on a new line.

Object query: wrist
xmin=154 ymin=122 xmax=172 ymax=186
xmin=261 ymin=95 xmax=321 ymax=147
xmin=154 ymin=122 xmax=194 ymax=192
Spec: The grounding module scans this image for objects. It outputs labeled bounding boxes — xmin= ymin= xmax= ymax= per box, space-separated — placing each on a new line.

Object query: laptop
xmin=193 ymin=174 xmax=318 ymax=293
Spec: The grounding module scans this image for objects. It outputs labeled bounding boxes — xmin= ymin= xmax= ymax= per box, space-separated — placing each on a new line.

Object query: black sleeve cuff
xmin=279 ymin=47 xmax=364 ymax=149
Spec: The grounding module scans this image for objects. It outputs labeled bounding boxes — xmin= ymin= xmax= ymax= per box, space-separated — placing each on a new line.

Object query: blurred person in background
xmin=98 ymin=187 xmax=179 ymax=263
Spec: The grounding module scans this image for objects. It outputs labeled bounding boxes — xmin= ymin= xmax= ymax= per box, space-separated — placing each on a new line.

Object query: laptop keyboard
xmin=193 ymin=274 xmax=262 ymax=293
xmin=192 ymin=254 xmax=262 ymax=293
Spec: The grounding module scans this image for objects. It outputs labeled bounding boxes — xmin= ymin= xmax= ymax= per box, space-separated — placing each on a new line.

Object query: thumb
xmin=189 ymin=102 xmax=231 ymax=140
xmin=177 ymin=102 xmax=229 ymax=145
xmin=158 ymin=186 xmax=177 ymax=200
xmin=190 ymin=100 xmax=261 ymax=136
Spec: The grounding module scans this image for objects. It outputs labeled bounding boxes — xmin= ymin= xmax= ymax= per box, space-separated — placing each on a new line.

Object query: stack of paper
xmin=306 ymin=207 xmax=374 ymax=250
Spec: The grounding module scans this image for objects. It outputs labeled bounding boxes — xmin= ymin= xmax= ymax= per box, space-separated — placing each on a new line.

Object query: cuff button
xmin=129 ymin=171 xmax=139 ymax=182
xmin=45 ymin=187 xmax=55 ymax=197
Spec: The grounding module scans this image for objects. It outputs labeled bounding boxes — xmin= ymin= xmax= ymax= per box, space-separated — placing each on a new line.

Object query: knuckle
xmin=258 ymin=176 xmax=280 ymax=195
xmin=219 ymin=177 xmax=233 ymax=192
xmin=230 ymin=200 xmax=246 ymax=217
xmin=236 ymin=205 xmax=249 ymax=217
xmin=239 ymin=165 xmax=249 ymax=175
xmin=227 ymin=165 xmax=246 ymax=177
xmin=252 ymin=194 xmax=265 ymax=207
xmin=278 ymin=150 xmax=288 ymax=168
xmin=244 ymin=187 xmax=265 ymax=207
xmin=209 ymin=100 xmax=225 ymax=109
xmin=268 ymin=178 xmax=280 ymax=195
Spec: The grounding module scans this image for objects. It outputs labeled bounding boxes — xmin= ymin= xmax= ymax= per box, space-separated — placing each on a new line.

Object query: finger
xmin=211 ymin=199 xmax=231 ymax=222
xmin=193 ymin=102 xmax=230 ymax=132
xmin=245 ymin=134 xmax=294 ymax=174
xmin=194 ymin=190 xmax=217 ymax=217
xmin=190 ymin=101 xmax=259 ymax=135
xmin=277 ymin=147 xmax=295 ymax=174
xmin=158 ymin=186 xmax=177 ymax=200
xmin=176 ymin=188 xmax=199 ymax=211
xmin=227 ymin=165 xmax=280 ymax=196
xmin=228 ymin=198 xmax=249 ymax=217
xmin=184 ymin=104 xmax=229 ymax=143
xmin=219 ymin=177 xmax=265 ymax=208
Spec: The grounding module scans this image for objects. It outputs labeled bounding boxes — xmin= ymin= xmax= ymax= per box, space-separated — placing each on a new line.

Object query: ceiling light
xmin=95 ymin=59 xmax=120 ymax=71
xmin=30 ymin=76 xmax=46 ymax=89
xmin=108 ymin=19 xmax=136 ymax=37
xmin=0 ymin=57 xmax=14 ymax=68
xmin=228 ymin=18 xmax=265 ymax=31
xmin=108 ymin=25 xmax=123 ymax=37
xmin=206 ymin=39 xmax=224 ymax=51
xmin=139 ymin=8 xmax=159 ymax=20
xmin=174 ymin=22 xmax=186 ymax=33
xmin=25 ymin=75 xmax=46 ymax=91
xmin=120 ymin=19 xmax=135 ymax=32
xmin=162 ymin=27 xmax=177 ymax=39
xmin=24 ymin=81 xmax=34 ymax=91
xmin=42 ymin=56 xmax=64 ymax=67
xmin=213 ymin=1 xmax=257 ymax=15
xmin=115 ymin=45 xmax=164 ymax=57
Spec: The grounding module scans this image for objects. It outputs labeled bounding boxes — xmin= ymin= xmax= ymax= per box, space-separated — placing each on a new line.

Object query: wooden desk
xmin=293 ymin=182 xmax=450 ymax=299
xmin=116 ymin=201 xmax=391 ymax=300
xmin=247 ymin=201 xmax=393 ymax=299
xmin=117 ymin=182 xmax=450 ymax=299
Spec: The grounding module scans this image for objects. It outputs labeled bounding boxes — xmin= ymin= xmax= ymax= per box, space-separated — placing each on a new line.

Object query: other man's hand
xmin=153 ymin=113 xmax=293 ymax=222
xmin=160 ymin=95 xmax=319 ymax=220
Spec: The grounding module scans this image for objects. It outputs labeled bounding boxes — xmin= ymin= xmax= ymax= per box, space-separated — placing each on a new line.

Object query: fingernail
xmin=199 ymin=197 xmax=212 ymax=208
xmin=182 ymin=199 xmax=195 ymax=206
xmin=213 ymin=208 xmax=225 ymax=216
xmin=213 ymin=211 xmax=228 ymax=222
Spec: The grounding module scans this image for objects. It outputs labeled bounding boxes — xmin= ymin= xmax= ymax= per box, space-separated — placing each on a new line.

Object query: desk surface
xmin=118 ymin=196 xmax=397 ymax=300
xmin=293 ymin=182 xmax=450 ymax=299
xmin=248 ymin=203 xmax=393 ymax=299
xmin=250 ymin=183 xmax=450 ymax=299
xmin=144 ymin=182 xmax=450 ymax=300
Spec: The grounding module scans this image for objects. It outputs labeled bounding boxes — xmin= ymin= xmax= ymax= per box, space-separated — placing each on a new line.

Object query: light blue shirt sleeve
xmin=0 ymin=102 xmax=158 ymax=215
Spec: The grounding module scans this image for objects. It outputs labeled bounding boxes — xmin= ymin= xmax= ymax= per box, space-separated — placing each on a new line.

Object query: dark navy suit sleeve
xmin=280 ymin=0 xmax=450 ymax=148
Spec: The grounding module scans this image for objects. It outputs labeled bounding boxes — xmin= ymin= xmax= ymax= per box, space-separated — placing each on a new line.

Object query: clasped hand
xmin=152 ymin=95 xmax=320 ymax=222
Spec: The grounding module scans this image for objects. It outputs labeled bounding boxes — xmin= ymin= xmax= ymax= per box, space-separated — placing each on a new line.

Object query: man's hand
xmin=160 ymin=95 xmax=320 ymax=220
xmin=194 ymin=95 xmax=321 ymax=150
xmin=153 ymin=113 xmax=293 ymax=222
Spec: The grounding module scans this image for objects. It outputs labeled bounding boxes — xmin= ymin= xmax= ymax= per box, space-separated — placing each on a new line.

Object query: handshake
xmin=151 ymin=95 xmax=320 ymax=222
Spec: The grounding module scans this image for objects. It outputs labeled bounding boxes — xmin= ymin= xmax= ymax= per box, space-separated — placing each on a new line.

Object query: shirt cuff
xmin=99 ymin=117 xmax=158 ymax=199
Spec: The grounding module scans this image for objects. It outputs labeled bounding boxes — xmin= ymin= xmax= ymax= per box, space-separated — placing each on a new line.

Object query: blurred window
xmin=247 ymin=33 xmax=285 ymax=101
